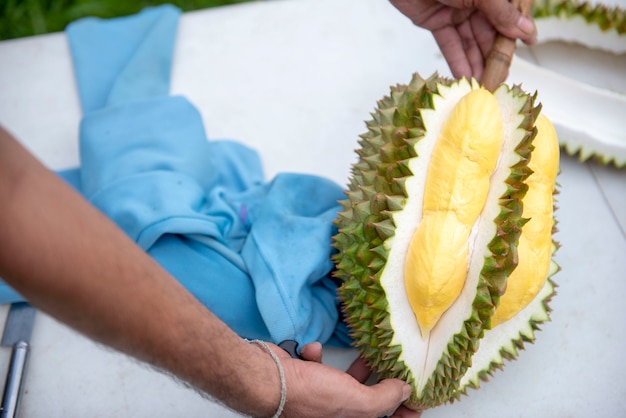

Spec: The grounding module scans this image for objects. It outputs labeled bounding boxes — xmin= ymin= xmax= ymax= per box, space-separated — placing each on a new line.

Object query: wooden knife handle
xmin=481 ymin=0 xmax=533 ymax=92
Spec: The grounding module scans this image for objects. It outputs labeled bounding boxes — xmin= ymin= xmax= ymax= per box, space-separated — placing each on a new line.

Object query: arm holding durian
xmin=0 ymin=125 xmax=416 ymax=418
xmin=390 ymin=0 xmax=537 ymax=80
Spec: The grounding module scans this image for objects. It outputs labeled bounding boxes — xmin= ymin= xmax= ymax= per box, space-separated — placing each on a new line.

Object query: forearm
xmin=0 ymin=126 xmax=279 ymax=417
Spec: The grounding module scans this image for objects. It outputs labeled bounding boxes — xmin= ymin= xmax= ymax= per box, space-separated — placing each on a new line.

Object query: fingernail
xmin=401 ymin=384 xmax=412 ymax=402
xmin=517 ymin=16 xmax=534 ymax=35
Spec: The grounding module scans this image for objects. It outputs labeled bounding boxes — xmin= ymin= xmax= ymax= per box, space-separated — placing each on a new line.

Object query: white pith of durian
xmin=510 ymin=1 xmax=626 ymax=167
xmin=379 ymin=80 xmax=528 ymax=395
xmin=510 ymin=57 xmax=626 ymax=166
xmin=534 ymin=15 xmax=626 ymax=54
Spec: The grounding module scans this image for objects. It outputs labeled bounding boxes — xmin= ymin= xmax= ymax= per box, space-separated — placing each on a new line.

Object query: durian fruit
xmin=333 ymin=73 xmax=559 ymax=410
xmin=509 ymin=0 xmax=626 ymax=167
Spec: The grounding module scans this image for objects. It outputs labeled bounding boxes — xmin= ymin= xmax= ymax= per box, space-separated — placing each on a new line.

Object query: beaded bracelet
xmin=248 ymin=339 xmax=287 ymax=418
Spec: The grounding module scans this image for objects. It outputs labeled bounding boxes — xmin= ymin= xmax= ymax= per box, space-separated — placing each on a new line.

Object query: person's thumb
xmin=366 ymin=379 xmax=412 ymax=417
xmin=473 ymin=0 xmax=537 ymax=44
xmin=299 ymin=341 xmax=323 ymax=363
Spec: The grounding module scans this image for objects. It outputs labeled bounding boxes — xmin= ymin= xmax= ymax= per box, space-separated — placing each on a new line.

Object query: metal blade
xmin=1 ymin=302 xmax=36 ymax=418
xmin=1 ymin=303 xmax=36 ymax=347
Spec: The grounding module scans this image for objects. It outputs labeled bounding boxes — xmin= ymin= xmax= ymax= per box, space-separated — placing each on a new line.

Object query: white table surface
xmin=0 ymin=0 xmax=625 ymax=416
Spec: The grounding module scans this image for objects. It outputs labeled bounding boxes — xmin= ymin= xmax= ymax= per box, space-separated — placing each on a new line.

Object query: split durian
xmin=333 ymin=73 xmax=559 ymax=410
xmin=510 ymin=0 xmax=626 ymax=167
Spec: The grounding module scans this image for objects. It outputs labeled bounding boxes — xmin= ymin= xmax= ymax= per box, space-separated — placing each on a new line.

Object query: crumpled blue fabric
xmin=0 ymin=5 xmax=352 ymax=347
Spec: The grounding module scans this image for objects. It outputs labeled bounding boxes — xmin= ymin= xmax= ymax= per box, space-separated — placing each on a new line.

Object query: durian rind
xmin=333 ymin=73 xmax=539 ymax=409
xmin=516 ymin=0 xmax=626 ymax=168
xmin=532 ymin=0 xmax=626 ymax=38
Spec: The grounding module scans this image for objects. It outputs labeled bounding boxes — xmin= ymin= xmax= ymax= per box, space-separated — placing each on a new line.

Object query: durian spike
xmin=482 ymin=0 xmax=533 ymax=92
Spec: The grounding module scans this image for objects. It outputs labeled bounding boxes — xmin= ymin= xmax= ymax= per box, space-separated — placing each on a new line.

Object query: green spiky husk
xmin=532 ymin=0 xmax=626 ymax=34
xmin=332 ymin=73 xmax=539 ymax=409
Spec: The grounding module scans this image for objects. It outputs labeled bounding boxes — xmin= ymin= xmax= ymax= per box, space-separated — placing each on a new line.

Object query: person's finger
xmin=470 ymin=11 xmax=498 ymax=58
xmin=346 ymin=356 xmax=372 ymax=383
xmin=299 ymin=341 xmax=323 ymax=363
xmin=389 ymin=405 xmax=423 ymax=418
xmin=473 ymin=0 xmax=536 ymax=44
xmin=362 ymin=379 xmax=413 ymax=418
xmin=389 ymin=0 xmax=447 ymax=27
xmin=432 ymin=25 xmax=472 ymax=79
xmin=455 ymin=19 xmax=484 ymax=79
xmin=345 ymin=359 xmax=421 ymax=417
xmin=441 ymin=0 xmax=536 ymax=44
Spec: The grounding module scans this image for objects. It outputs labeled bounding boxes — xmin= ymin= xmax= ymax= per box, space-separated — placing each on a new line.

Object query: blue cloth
xmin=0 ymin=5 xmax=352 ymax=347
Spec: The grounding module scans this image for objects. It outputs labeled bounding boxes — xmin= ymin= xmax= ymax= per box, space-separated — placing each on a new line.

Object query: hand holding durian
xmin=390 ymin=0 xmax=538 ymax=80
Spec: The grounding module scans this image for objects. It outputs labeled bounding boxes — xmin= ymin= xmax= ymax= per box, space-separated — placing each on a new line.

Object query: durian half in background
xmin=511 ymin=0 xmax=626 ymax=167
xmin=333 ymin=73 xmax=560 ymax=410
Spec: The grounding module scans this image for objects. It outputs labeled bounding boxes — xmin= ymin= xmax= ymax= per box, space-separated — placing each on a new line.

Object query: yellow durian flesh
xmin=404 ymin=88 xmax=504 ymax=338
xmin=491 ymin=114 xmax=559 ymax=327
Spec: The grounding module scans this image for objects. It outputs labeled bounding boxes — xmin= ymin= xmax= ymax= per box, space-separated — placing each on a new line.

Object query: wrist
xmin=150 ymin=312 xmax=284 ymax=418
xmin=213 ymin=338 xmax=284 ymax=418
xmin=248 ymin=340 xmax=287 ymax=418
